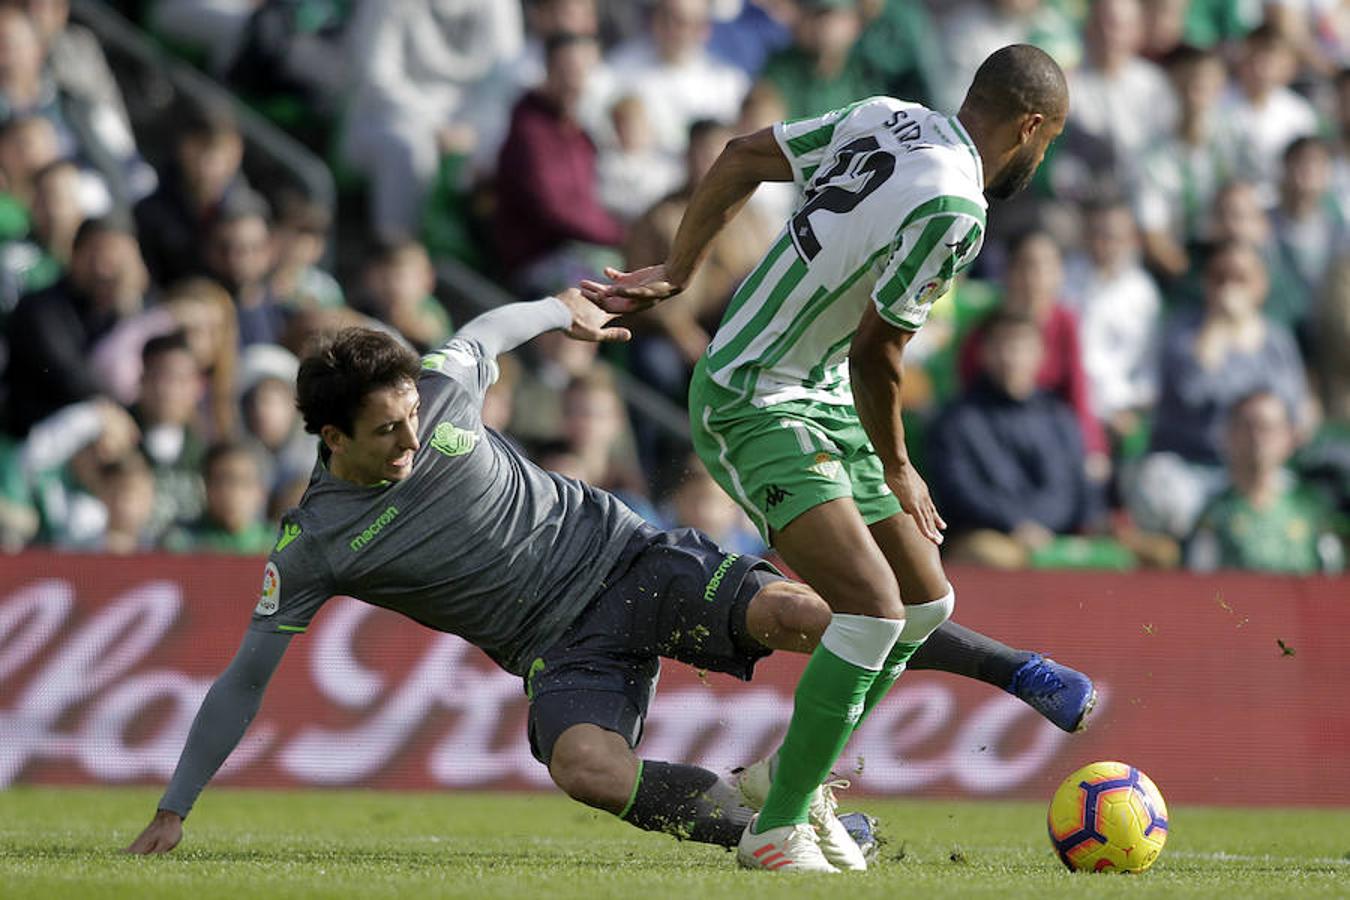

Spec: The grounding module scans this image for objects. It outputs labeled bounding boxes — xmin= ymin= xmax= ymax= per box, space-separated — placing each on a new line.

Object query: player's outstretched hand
xmin=556 ymin=287 xmax=632 ymax=343
xmin=124 ymin=810 xmax=183 ymax=854
xmin=887 ymin=465 xmax=947 ymax=546
xmin=579 ymin=265 xmax=683 ymax=314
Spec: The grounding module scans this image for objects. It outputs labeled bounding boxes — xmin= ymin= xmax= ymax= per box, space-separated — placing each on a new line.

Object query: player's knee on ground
xmin=745 ymin=580 xmax=832 ymax=653
xmin=547 ymin=724 xmax=638 ymax=814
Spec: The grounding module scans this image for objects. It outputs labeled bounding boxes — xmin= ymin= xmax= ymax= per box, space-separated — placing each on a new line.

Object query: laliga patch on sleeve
xmin=255 ymin=562 xmax=281 ymax=616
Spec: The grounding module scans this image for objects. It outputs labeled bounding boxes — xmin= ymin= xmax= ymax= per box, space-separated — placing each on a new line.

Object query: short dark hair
xmin=1161 ymin=43 xmax=1217 ymax=73
xmin=984 ymin=308 xmax=1041 ymax=340
xmin=203 ymin=439 xmax=257 ymax=480
xmin=73 ymin=215 xmax=136 ymax=252
xmin=962 ymin=43 xmax=1069 ymax=121
xmin=1283 ymin=134 xmax=1328 ymax=164
xmin=176 ymin=97 xmax=240 ymax=143
xmin=296 ymin=328 xmax=421 ymax=437
xmin=142 ymin=329 xmax=192 ymax=367
xmin=544 ymin=30 xmax=595 ymax=61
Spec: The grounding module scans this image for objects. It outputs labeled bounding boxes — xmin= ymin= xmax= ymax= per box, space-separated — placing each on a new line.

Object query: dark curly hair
xmin=296 ymin=328 xmax=421 ymax=437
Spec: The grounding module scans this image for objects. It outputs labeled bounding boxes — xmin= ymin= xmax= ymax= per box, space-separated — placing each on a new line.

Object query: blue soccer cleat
xmin=1007 ymin=655 xmax=1097 ymax=733
xmin=837 ymin=812 xmax=880 ymax=864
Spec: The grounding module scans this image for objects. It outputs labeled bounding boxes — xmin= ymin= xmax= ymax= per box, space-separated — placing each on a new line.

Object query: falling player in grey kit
xmin=125 ymin=288 xmax=1091 ymax=865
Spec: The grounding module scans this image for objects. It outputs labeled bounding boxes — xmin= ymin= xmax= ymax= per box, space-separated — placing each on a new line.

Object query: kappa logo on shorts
xmin=764 ymin=484 xmax=793 ymax=508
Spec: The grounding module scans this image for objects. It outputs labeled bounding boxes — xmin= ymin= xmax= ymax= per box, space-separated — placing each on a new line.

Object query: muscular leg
xmin=548 ymin=724 xmax=753 ymax=846
xmin=751 ymin=498 xmax=907 ymax=832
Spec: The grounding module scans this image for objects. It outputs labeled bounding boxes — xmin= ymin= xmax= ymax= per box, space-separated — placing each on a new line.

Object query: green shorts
xmin=688 ymin=359 xmax=902 ymax=542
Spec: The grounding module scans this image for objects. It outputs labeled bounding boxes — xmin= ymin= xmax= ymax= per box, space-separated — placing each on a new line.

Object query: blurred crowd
xmin=0 ymin=0 xmax=1346 ymax=576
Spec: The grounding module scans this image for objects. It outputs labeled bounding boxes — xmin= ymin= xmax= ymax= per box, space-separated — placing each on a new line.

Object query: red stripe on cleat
xmin=767 ymin=859 xmax=794 ymax=869
xmin=752 ymin=844 xmax=777 ymax=859
xmin=761 ymin=852 xmax=786 ymax=866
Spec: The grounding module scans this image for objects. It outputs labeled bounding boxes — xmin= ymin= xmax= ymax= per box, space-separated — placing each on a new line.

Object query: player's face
xmin=332 ymin=380 xmax=421 ymax=485
xmin=987 ymin=114 xmax=1064 ymax=201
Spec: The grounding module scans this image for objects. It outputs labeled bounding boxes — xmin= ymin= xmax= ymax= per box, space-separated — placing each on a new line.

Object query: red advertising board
xmin=1 ymin=553 xmax=1346 ymax=806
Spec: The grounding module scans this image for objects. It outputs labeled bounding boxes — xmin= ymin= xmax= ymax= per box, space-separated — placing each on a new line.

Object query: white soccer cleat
xmin=735 ymin=758 xmax=868 ymax=871
xmin=736 ymin=815 xmax=839 ymax=873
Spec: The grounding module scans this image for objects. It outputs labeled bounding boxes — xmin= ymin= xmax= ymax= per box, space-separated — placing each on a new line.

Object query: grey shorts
xmin=525 ymin=524 xmax=780 ymax=764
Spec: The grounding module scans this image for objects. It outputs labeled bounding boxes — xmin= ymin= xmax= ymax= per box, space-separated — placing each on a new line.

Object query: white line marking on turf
xmin=1168 ymin=851 xmax=1350 ymax=866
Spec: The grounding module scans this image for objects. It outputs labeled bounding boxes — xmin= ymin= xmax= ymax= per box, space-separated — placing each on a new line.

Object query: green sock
xmin=859 ymin=640 xmax=923 ymax=722
xmin=755 ymin=645 xmax=878 ymax=832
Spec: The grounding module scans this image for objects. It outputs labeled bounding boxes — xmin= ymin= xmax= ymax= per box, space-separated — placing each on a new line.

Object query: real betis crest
xmin=430 ymin=421 xmax=478 ymax=458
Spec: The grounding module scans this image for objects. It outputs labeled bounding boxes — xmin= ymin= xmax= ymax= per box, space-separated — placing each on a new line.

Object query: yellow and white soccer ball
xmin=1047 ymin=760 xmax=1169 ymax=873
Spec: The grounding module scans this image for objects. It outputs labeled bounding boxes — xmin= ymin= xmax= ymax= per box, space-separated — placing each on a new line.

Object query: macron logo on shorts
xmin=703 ymin=554 xmax=741 ymax=603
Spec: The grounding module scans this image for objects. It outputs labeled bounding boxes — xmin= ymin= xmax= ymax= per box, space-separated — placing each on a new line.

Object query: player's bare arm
xmin=579 ymin=127 xmax=792 ymax=313
xmin=849 ymin=303 xmax=947 ymax=546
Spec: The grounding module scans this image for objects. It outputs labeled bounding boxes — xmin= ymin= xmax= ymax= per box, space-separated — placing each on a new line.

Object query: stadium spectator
xmin=268 ymin=191 xmax=343 ymax=313
xmin=133 ymin=331 xmax=206 ymax=535
xmin=203 ymin=190 xmax=285 ymax=347
xmin=560 ymin=367 xmax=649 ymax=507
xmin=596 ymin=94 xmax=682 ymax=223
xmin=667 ymin=454 xmax=763 ymax=555
xmin=0 ymin=435 xmax=36 ymax=550
xmin=958 ymin=231 xmax=1108 ymax=466
xmin=468 ymin=0 xmax=605 ymax=170
xmin=1130 ymin=240 xmax=1314 ymax=537
xmin=0 ymin=155 xmax=81 ymax=313
xmin=163 ymin=277 xmax=239 ymax=440
xmin=1270 ymin=136 xmax=1348 ymax=335
xmin=934 ymin=0 xmax=1081 ymax=114
xmin=356 ymin=239 xmax=451 ymax=353
xmin=1316 ymin=253 xmax=1350 ymax=423
xmin=1168 ymin=178 xmax=1309 ymax=315
xmin=493 ymin=31 xmax=623 ymax=297
xmin=17 ymin=396 xmax=142 ymax=548
xmin=3 ymin=215 xmax=146 ymax=436
xmin=0 ymin=114 xmax=57 ymax=234
xmin=930 ymin=311 xmax=1102 ymax=569
xmin=87 ymin=449 xmax=157 ymax=554
xmin=705 ymin=0 xmax=794 ymax=77
xmin=133 ymin=99 xmax=250 ymax=285
xmin=757 ymin=0 xmax=870 ymax=121
xmin=1061 ymin=198 xmax=1162 ymax=449
xmin=1218 ymin=23 xmax=1319 ymax=205
xmin=1138 ymin=0 xmax=1188 ymax=60
xmin=0 ymin=7 xmax=149 ymax=210
xmin=340 ymin=0 xmax=523 ymax=240
xmin=1332 ymin=67 xmax=1350 ymax=226
xmin=236 ymin=342 xmax=315 ymax=519
xmin=162 ymin=440 xmax=272 ymax=554
xmin=1067 ymin=0 xmax=1176 ymax=185
xmin=1136 ymin=44 xmax=1235 ymax=279
xmin=20 ymin=0 xmax=136 ymax=140
xmin=1187 ymin=390 xmax=1343 ymax=574
xmin=601 ymin=0 xmax=749 ymax=158
xmin=89 ymin=278 xmax=241 ymax=439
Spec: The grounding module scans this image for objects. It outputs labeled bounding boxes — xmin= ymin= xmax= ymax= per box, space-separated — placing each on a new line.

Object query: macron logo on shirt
xmin=350 ymin=506 xmax=399 ymax=552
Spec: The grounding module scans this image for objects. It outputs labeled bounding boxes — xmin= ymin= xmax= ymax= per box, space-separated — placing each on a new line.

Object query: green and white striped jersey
xmin=705 ymin=96 xmax=987 ymax=407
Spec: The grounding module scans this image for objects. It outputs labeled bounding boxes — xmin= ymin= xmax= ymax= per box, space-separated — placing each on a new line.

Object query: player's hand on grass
xmin=579 ymin=265 xmax=683 ymax=313
xmin=887 ymin=465 xmax=946 ymax=545
xmin=124 ymin=809 xmax=183 ymax=854
xmin=556 ymin=287 xmax=632 ymax=343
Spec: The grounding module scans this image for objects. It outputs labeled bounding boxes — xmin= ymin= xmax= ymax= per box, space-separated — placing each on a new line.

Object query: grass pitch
xmin=1 ymin=787 xmax=1347 ymax=899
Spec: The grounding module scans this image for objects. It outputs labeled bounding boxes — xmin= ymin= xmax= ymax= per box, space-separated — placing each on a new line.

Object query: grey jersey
xmin=251 ymin=337 xmax=644 ymax=675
